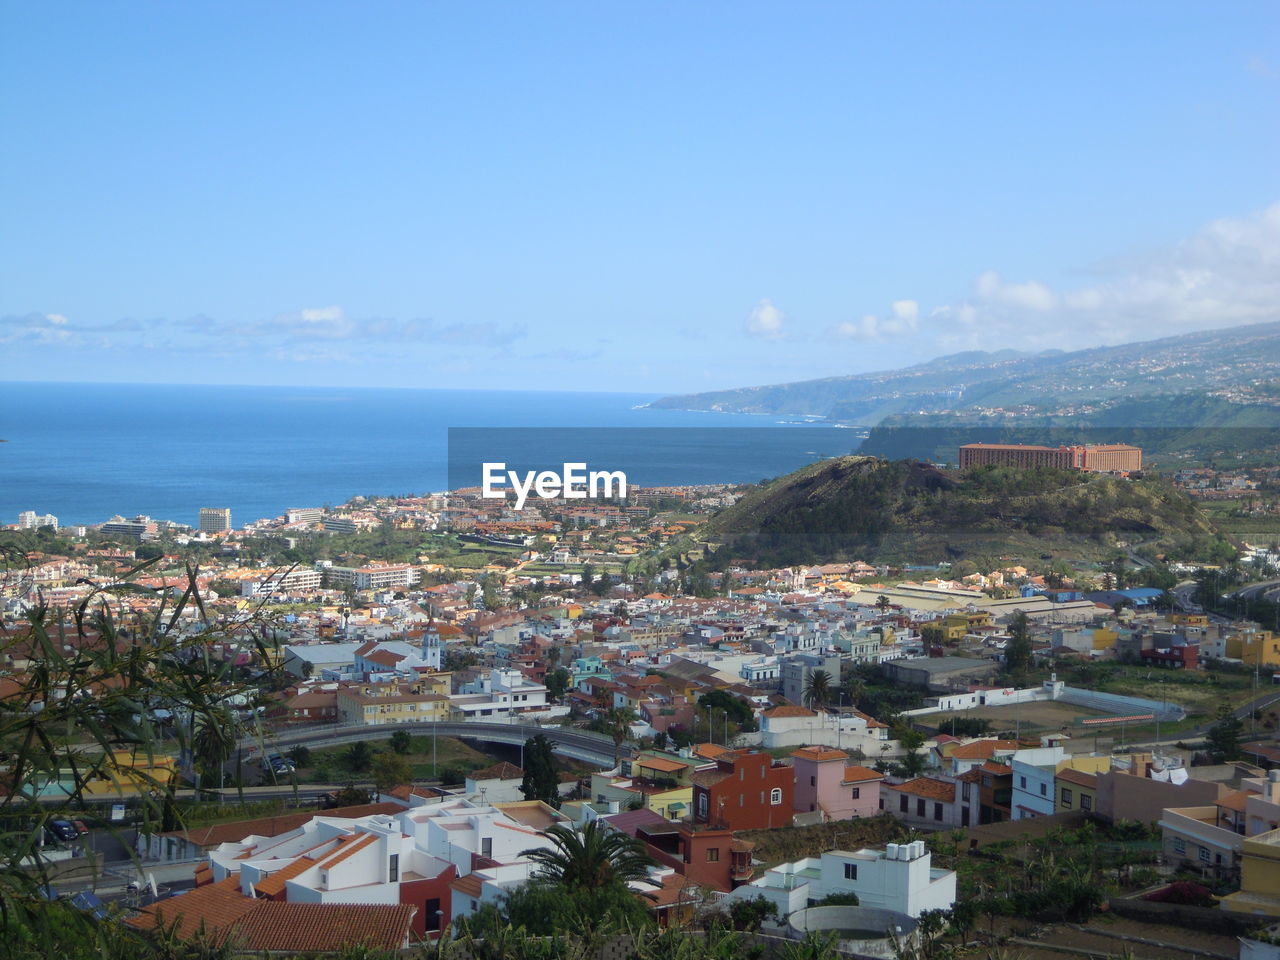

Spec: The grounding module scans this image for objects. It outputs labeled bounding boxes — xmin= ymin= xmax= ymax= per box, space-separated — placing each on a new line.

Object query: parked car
xmin=72 ymin=820 xmax=90 ymax=836
xmin=46 ymin=819 xmax=79 ymax=842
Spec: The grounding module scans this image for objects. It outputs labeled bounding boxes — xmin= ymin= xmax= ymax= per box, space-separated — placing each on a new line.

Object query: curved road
xmin=238 ymin=720 xmax=628 ymax=768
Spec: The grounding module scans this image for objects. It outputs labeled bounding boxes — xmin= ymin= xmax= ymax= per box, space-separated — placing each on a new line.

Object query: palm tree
xmin=875 ymin=594 xmax=891 ymax=613
xmin=521 ymin=821 xmax=657 ymax=895
xmin=803 ymin=669 xmax=834 ymax=711
xmin=191 ymin=705 xmax=239 ymax=789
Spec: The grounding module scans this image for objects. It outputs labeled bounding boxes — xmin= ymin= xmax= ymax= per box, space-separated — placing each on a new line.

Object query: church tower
xmin=422 ymin=620 xmax=443 ymax=671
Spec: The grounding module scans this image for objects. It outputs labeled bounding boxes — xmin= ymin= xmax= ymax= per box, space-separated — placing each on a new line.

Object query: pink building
xmin=792 ymin=746 xmax=884 ymax=821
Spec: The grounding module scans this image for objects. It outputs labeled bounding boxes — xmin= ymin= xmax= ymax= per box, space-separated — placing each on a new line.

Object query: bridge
xmin=239 ymin=720 xmax=627 ymax=768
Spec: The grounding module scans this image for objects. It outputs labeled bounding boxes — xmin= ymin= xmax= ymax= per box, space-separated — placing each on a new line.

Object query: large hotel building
xmin=958 ymin=442 xmax=1142 ymax=473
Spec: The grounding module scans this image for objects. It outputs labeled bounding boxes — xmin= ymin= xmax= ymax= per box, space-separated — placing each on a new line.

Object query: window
xmin=481 ymin=837 xmax=492 ymax=859
xmin=962 ymin=783 xmax=970 ymax=801
xmin=425 ymin=898 xmax=441 ymax=932
xmin=389 ymin=854 xmax=399 ymax=882
xmin=810 ymin=776 xmax=816 ymax=786
xmin=900 ymin=795 xmax=908 ymax=813
xmin=1173 ymin=837 xmax=1186 ymax=854
xmin=1040 ymin=783 xmax=1047 ymax=796
xmin=770 ymin=788 xmax=782 ymax=805
xmin=706 ymin=848 xmax=720 ymax=863
xmin=851 ymin=787 xmax=860 ymax=800
xmin=1199 ymin=846 xmax=1211 ymax=864
xmin=1019 ymin=776 xmax=1026 ymax=789
xmin=1081 ymin=795 xmax=1092 ymax=812
xmin=916 ymin=798 xmax=925 ymax=817
xmin=1061 ymin=789 xmax=1072 ymax=808
xmin=843 ymin=862 xmax=858 ymax=880
xmin=698 ymin=794 xmax=709 ymax=819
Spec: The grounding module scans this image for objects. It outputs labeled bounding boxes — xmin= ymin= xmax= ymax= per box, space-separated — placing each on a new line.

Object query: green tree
xmin=803 ymin=669 xmax=834 ymax=711
xmin=544 ymin=667 xmax=572 ymax=702
xmin=521 ymin=820 xmax=657 ymax=893
xmin=389 ymin=729 xmax=413 ymax=755
xmin=728 ymin=895 xmax=779 ymax=931
xmin=371 ymin=752 xmax=413 ymax=794
xmin=343 ymin=740 xmax=375 ymax=774
xmin=520 ymin=734 xmax=561 ymax=807
xmin=1206 ymin=704 xmax=1244 ymax=763
xmin=876 ymin=594 xmax=891 ymax=612
xmin=1004 ymin=610 xmax=1033 ymax=675
xmin=0 ymin=554 xmax=271 ymax=958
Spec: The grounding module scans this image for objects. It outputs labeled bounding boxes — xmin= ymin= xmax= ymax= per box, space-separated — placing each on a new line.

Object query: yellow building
xmin=1053 ymin=756 xmax=1111 ymax=815
xmin=1227 ymin=628 xmax=1280 ymax=668
xmin=336 ymin=680 xmax=450 ymax=725
xmin=1221 ymin=827 xmax=1280 ymax=918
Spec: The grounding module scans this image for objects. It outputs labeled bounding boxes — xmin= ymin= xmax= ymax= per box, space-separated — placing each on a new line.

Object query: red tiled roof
xmin=1055 ymin=768 xmax=1099 ymax=789
xmin=948 ymin=739 xmax=1018 ymax=760
xmin=253 ymin=856 xmax=314 ymax=897
xmin=842 ymin=765 xmax=883 ymax=783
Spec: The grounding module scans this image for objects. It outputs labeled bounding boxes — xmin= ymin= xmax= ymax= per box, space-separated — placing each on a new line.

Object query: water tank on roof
xmin=886 ymin=843 xmax=900 ymax=860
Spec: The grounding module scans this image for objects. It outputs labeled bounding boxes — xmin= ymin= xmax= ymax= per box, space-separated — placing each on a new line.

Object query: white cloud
xmin=745 ymin=298 xmax=788 ymax=339
xmin=45 ymin=313 xmax=68 ymax=325
xmin=926 ymin=201 xmax=1280 ymax=351
xmin=831 ymin=299 xmax=921 ymax=341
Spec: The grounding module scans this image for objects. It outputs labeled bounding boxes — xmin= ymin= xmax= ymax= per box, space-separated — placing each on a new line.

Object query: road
xmin=235 ymin=719 xmax=626 ymax=769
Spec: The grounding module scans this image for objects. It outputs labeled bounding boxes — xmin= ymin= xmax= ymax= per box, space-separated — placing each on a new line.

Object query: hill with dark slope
xmin=698 ymin=456 xmax=1228 ymax=567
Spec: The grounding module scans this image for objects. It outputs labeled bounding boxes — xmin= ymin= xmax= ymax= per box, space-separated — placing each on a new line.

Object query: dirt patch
xmin=988 ymin=914 xmax=1242 ymax=960
xmin=929 ymin=700 xmax=1106 ymax=733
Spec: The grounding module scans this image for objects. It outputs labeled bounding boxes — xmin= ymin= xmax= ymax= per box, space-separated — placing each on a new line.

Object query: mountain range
xmin=650 ymin=321 xmax=1280 ymax=427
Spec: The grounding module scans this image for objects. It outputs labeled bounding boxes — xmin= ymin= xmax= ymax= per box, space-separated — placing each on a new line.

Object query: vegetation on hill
xmin=699 ymin=456 xmax=1232 ymax=567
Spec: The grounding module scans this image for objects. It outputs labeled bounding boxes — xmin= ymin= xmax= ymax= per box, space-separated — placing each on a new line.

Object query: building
xmin=287 ymin=507 xmax=324 ymax=524
xmin=323 ymin=516 xmax=359 ymax=535
xmin=336 ymin=681 xmax=450 ymax=725
xmin=958 ymin=443 xmax=1141 ymax=473
xmin=328 ymin=564 xmax=419 ymax=591
xmin=17 ymin=510 xmax=58 ymax=530
xmin=881 ymin=778 xmax=964 ymax=829
xmin=729 ymin=841 xmax=956 ymax=920
xmin=691 ymin=750 xmax=794 ymax=830
xmin=100 ymin=515 xmax=158 ymax=541
xmin=881 ymin=657 xmax=999 ymax=693
xmin=791 ymin=746 xmax=883 ymax=821
xmin=199 ymin=507 xmax=233 ymax=533
xmin=781 ymin=653 xmax=842 ymax=706
xmin=241 ymin=567 xmax=324 ymax=598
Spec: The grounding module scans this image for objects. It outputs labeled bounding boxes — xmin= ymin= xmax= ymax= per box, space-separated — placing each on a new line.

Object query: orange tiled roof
xmin=948 ymin=739 xmax=1018 ymax=761
xmin=253 ymin=857 xmax=315 ymax=897
xmin=763 ymin=705 xmax=817 ymax=719
xmin=889 ymin=778 xmax=956 ymax=802
xmin=1055 ymin=768 xmax=1098 ymax=788
xmin=792 ymin=746 xmax=849 ymax=763
xmin=451 ymin=874 xmax=485 ymax=897
xmin=842 ymin=765 xmax=883 ymax=783
xmin=237 ymin=902 xmax=414 ymax=953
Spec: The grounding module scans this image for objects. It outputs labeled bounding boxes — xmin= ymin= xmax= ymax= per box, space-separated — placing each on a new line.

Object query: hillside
xmin=699 ymin=456 xmax=1229 ymax=567
xmin=650 ymin=321 xmax=1280 ymax=429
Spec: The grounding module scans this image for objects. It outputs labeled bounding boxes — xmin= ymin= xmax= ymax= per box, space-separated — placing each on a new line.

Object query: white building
xmin=727 ymin=842 xmax=956 ymax=920
xmin=240 ymin=567 xmax=324 ymax=598
xmin=329 ymin=564 xmax=419 ymax=591
xmin=451 ymin=668 xmax=548 ymax=720
xmin=17 ymin=510 xmax=58 ymax=530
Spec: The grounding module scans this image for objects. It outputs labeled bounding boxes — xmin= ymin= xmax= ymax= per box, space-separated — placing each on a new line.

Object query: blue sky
xmin=2 ymin=2 xmax=1278 ymax=393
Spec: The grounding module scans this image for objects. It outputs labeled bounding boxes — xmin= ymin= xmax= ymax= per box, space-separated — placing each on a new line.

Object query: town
xmin=8 ymin=449 xmax=1280 ymax=960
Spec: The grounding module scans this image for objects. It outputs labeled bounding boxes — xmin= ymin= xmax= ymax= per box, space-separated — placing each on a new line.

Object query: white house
xmin=450 ymin=668 xmax=548 ymax=720
xmin=727 ymin=841 xmax=956 ymax=920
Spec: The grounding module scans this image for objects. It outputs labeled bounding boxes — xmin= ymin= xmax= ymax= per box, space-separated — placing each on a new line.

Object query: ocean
xmin=0 ymin=381 xmax=860 ymax=527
